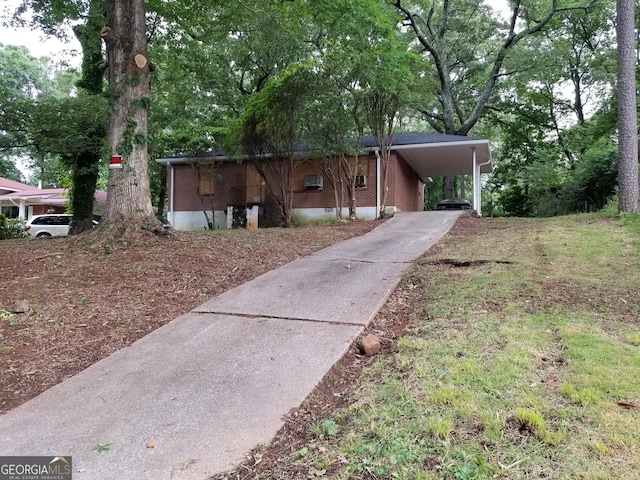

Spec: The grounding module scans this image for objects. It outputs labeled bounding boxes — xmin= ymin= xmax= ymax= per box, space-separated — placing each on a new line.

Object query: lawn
xmin=218 ymin=213 xmax=640 ymax=479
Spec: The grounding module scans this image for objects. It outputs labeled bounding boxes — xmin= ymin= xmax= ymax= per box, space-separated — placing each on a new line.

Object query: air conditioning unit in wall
xmin=304 ymin=175 xmax=323 ymax=189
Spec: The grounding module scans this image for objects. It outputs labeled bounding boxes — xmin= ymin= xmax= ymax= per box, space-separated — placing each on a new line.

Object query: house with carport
xmin=0 ymin=177 xmax=107 ymax=220
xmin=157 ymin=132 xmax=492 ymax=230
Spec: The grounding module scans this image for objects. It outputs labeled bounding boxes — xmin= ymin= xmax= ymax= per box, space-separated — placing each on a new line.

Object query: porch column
xmin=169 ymin=164 xmax=175 ymax=226
xmin=472 ymin=147 xmax=481 ymax=215
xmin=18 ymin=199 xmax=26 ymax=220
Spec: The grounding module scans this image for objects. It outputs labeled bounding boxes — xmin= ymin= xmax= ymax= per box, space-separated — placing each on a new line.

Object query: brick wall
xmin=292 ymin=156 xmax=378 ymax=210
xmin=390 ymin=153 xmax=424 ymax=211
xmin=292 ymin=160 xmax=333 ymax=209
xmin=172 ymin=162 xmax=246 ymax=212
xmin=169 ymin=152 xmax=423 ymax=215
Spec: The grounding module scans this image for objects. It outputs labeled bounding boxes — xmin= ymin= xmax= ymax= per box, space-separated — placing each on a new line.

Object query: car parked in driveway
xmin=24 ymin=214 xmax=72 ymax=238
xmin=436 ymin=198 xmax=473 ymax=210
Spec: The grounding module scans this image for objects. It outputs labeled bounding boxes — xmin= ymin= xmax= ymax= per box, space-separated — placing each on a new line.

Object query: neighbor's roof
xmin=156 ymin=132 xmax=492 ymax=179
xmin=0 ymin=177 xmax=33 ymax=194
xmin=0 ymin=177 xmax=107 ymax=205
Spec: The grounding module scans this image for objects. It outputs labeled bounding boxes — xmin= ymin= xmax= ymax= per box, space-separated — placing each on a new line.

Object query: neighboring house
xmin=0 ymin=177 xmax=107 ymax=220
xmin=157 ymin=132 xmax=492 ymax=230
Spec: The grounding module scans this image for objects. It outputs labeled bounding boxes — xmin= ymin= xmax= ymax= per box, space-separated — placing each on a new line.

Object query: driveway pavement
xmin=0 ymin=211 xmax=463 ymax=480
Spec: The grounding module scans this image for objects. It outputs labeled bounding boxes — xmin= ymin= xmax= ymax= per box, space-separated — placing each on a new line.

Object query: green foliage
xmin=0 ymin=214 xmax=27 ymax=240
xmin=31 ymin=95 xmax=108 ymax=160
xmin=5 ymin=0 xmax=624 ymax=222
xmin=560 ymin=139 xmax=618 ymax=212
xmin=0 ymin=157 xmax=25 ymax=182
xmin=0 ymin=44 xmax=53 ymax=100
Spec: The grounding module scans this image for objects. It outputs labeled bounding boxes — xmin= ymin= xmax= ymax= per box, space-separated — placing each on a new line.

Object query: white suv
xmin=25 ymin=214 xmax=72 ymax=238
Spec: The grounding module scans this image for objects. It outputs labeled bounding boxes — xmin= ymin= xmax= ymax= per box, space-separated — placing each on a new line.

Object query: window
xmin=53 ymin=216 xmax=71 ymax=225
xmin=198 ymin=165 xmax=216 ymax=196
xmin=1 ymin=206 xmax=18 ymax=218
xmin=355 ymin=175 xmax=368 ymax=188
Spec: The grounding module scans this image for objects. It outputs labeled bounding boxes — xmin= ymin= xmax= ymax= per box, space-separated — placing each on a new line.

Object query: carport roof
xmin=359 ymin=132 xmax=492 ymax=182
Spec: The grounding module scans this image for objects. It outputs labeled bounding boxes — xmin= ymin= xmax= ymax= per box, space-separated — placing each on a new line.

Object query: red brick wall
xmin=172 ymin=162 xmax=246 ymax=211
xmin=355 ymin=155 xmax=378 ymax=208
xmin=387 ymin=153 xmax=424 ymax=212
xmin=292 ymin=160 xmax=334 ymax=209
xmin=169 ymin=152 xmax=423 ymax=213
xmin=291 ymin=156 xmax=378 ymax=209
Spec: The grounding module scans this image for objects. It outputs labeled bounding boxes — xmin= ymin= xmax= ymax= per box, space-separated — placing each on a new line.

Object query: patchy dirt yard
xmin=0 ymin=220 xmax=383 ymax=414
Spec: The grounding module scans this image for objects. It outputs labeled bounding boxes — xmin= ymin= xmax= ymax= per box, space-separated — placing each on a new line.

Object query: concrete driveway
xmin=0 ymin=211 xmax=463 ymax=480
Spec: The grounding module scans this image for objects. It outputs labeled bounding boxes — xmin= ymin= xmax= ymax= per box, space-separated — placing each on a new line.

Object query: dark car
xmin=436 ymin=198 xmax=473 ymax=210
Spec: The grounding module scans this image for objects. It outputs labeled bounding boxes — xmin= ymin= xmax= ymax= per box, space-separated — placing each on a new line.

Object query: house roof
xmin=156 ymin=132 xmax=492 ymax=181
xmin=0 ymin=176 xmax=108 ymax=209
xmin=0 ymin=177 xmax=33 ymax=194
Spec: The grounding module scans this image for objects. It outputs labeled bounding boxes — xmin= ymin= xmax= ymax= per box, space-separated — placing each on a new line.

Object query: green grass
xmin=278 ymin=214 xmax=640 ymax=479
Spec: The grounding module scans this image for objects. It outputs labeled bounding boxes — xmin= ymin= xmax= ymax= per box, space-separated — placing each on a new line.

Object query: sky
xmin=0 ymin=0 xmax=81 ymax=63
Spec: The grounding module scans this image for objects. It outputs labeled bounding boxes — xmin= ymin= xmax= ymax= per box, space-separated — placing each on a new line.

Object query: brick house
xmin=0 ymin=177 xmax=107 ymax=220
xmin=157 ymin=132 xmax=492 ymax=230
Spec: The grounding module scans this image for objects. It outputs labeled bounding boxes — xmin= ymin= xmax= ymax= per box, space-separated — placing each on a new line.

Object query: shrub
xmin=0 ymin=214 xmax=27 ymax=240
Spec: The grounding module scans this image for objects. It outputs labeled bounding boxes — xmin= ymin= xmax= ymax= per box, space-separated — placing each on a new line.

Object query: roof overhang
xmin=156 ymin=133 xmax=493 ymax=179
xmin=156 ymin=153 xmax=232 ymax=166
xmin=383 ymin=139 xmax=492 ymax=182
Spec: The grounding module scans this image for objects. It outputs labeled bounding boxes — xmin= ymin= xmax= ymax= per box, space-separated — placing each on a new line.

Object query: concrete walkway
xmin=0 ymin=211 xmax=463 ymax=480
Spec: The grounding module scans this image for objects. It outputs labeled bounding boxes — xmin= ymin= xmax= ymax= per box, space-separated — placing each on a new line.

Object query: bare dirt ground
xmin=0 ymin=220 xmax=383 ymax=414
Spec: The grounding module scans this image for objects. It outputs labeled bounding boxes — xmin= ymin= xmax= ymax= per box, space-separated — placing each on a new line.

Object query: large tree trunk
xmin=70 ymin=0 xmax=105 ymax=235
xmin=616 ymin=0 xmax=639 ymax=213
xmin=102 ymin=0 xmax=157 ymax=230
xmin=443 ymin=176 xmax=455 ymax=199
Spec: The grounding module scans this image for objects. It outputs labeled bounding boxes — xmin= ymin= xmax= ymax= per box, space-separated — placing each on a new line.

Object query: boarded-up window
xmin=355 ymin=157 xmax=369 ymax=176
xmin=198 ymin=165 xmax=216 ymax=196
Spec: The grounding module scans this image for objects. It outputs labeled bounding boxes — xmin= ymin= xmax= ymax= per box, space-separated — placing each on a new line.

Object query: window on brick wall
xmin=355 ymin=158 xmax=369 ymax=189
xmin=355 ymin=175 xmax=368 ymax=188
xmin=198 ymin=165 xmax=216 ymax=195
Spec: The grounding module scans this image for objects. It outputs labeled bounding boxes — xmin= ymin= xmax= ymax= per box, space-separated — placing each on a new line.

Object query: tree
xmin=0 ymin=43 xmax=75 ymax=187
xmin=229 ymin=65 xmax=315 ymax=227
xmin=7 ymin=0 xmax=108 ymax=232
xmin=101 ymin=0 xmax=157 ymax=232
xmin=0 ymin=159 xmax=24 ymax=181
xmin=394 ymin=0 xmax=575 ymax=198
xmin=307 ymin=0 xmax=424 ymax=218
xmin=30 ymin=95 xmax=108 ymax=218
xmin=366 ymin=89 xmax=399 ymax=218
xmin=616 ymin=0 xmax=638 ymax=212
xmin=68 ymin=0 xmax=107 ymax=233
xmin=304 ymin=87 xmax=364 ymax=222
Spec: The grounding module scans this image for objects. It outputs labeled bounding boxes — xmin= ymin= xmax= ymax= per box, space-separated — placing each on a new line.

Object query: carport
xmin=360 ymin=133 xmax=492 ymax=216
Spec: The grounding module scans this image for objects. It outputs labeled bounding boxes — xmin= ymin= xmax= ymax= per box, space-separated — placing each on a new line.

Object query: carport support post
xmin=472 ymin=147 xmax=481 ymax=216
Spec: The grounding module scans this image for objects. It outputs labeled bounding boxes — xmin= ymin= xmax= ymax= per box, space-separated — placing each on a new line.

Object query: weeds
xmin=93 ymin=443 xmax=112 ymax=453
xmin=1 ymin=309 xmax=18 ymax=326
